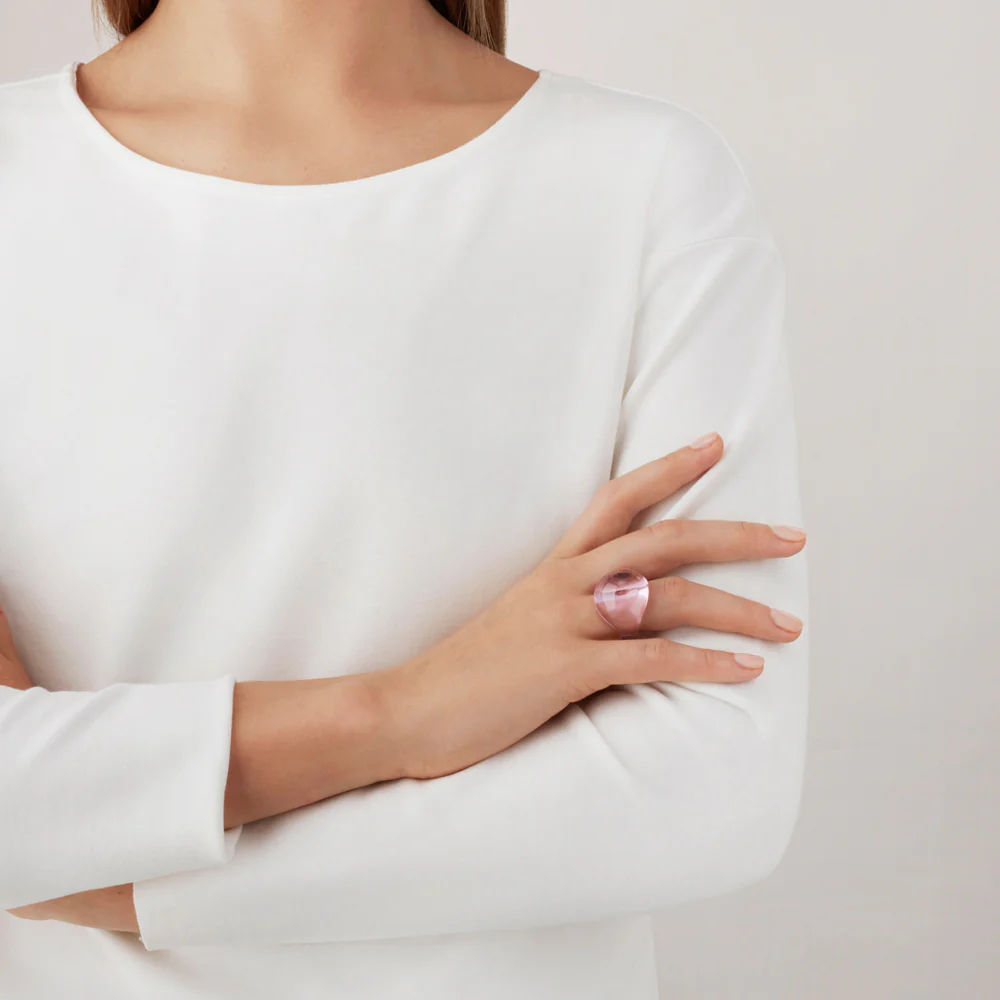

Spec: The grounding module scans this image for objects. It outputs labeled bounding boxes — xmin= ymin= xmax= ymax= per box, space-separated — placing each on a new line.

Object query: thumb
xmin=0 ymin=605 xmax=18 ymax=660
xmin=0 ymin=606 xmax=33 ymax=690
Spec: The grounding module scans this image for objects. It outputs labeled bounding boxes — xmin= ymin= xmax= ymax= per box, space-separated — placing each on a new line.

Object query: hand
xmin=373 ymin=432 xmax=806 ymax=781
xmin=0 ymin=606 xmax=140 ymax=935
xmin=6 ymin=884 xmax=139 ymax=934
xmin=0 ymin=605 xmax=33 ymax=691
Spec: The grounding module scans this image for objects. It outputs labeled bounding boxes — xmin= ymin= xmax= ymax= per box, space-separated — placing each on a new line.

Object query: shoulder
xmin=538 ymin=69 xmax=767 ymax=245
xmin=0 ymin=64 xmax=67 ymax=121
xmin=0 ymin=64 xmax=73 ymax=164
xmin=0 ymin=64 xmax=88 ymax=238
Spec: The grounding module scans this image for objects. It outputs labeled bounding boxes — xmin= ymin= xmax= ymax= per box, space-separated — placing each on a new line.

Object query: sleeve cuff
xmin=0 ymin=673 xmax=240 ymax=908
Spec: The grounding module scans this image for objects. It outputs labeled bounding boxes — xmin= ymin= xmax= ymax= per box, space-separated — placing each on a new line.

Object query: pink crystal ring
xmin=593 ymin=569 xmax=649 ymax=638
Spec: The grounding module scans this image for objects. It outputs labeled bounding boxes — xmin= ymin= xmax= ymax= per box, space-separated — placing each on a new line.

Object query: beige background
xmin=2 ymin=2 xmax=997 ymax=996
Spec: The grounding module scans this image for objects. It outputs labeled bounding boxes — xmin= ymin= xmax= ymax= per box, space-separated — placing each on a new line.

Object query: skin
xmin=5 ymin=0 xmax=805 ymax=936
xmin=73 ymin=0 xmax=542 ymax=188
xmin=5 ymin=434 xmax=805 ymax=933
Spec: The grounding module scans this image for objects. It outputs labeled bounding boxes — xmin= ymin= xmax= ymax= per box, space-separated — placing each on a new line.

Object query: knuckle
xmin=647 ymin=518 xmax=678 ymax=543
xmin=515 ymin=573 xmax=548 ymax=610
xmin=639 ymin=636 xmax=667 ymax=664
xmin=550 ymin=556 xmax=592 ymax=597
xmin=530 ymin=558 xmax=568 ymax=594
xmin=742 ymin=520 xmax=770 ymax=550
xmin=554 ymin=635 xmax=602 ymax=694
xmin=595 ymin=475 xmax=629 ymax=508
xmin=699 ymin=646 xmax=720 ymax=672
xmin=672 ymin=518 xmax=693 ymax=542
xmin=510 ymin=572 xmax=559 ymax=627
xmin=660 ymin=574 xmax=689 ymax=604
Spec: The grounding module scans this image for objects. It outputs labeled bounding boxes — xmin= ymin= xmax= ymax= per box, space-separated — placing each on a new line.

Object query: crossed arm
xmin=3 ymin=667 xmax=397 ymax=932
xmin=2 ymin=111 xmax=809 ymax=950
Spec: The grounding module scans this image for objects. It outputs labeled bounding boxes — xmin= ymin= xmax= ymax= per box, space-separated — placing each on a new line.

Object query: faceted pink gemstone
xmin=593 ymin=570 xmax=649 ymax=635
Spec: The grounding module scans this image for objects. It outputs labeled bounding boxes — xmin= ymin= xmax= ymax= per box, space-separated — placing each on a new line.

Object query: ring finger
xmin=576 ymin=574 xmax=803 ymax=642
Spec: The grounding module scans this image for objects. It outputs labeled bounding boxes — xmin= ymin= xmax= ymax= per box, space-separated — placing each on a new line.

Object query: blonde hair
xmin=93 ymin=0 xmax=507 ymax=53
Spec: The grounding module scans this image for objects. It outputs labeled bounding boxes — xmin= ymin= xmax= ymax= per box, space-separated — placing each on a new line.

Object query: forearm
xmin=223 ymin=673 xmax=403 ymax=829
xmin=0 ymin=666 xmax=403 ymax=910
xmin=0 ymin=675 xmax=242 ymax=909
xmin=130 ymin=138 xmax=809 ymax=947
xmin=6 ymin=671 xmax=403 ymax=927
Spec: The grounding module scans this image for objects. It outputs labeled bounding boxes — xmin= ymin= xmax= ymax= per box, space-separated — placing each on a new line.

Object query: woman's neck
xmin=93 ymin=0 xmax=499 ymax=110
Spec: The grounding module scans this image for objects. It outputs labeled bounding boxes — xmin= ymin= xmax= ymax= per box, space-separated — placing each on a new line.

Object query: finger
xmin=548 ymin=433 xmax=723 ymax=560
xmin=0 ymin=605 xmax=19 ymax=661
xmin=597 ymin=635 xmax=766 ymax=686
xmin=577 ymin=517 xmax=806 ymax=582
xmin=575 ymin=574 xmax=803 ymax=642
xmin=0 ymin=606 xmax=32 ymax=690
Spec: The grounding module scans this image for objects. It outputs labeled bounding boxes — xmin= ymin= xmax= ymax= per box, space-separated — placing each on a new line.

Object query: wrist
xmin=363 ymin=657 xmax=437 ymax=783
xmin=224 ymin=673 xmax=407 ymax=828
xmin=321 ymin=669 xmax=409 ymax=793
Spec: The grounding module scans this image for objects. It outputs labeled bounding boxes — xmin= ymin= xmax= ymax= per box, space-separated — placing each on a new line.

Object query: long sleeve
xmin=131 ymin=108 xmax=809 ymax=952
xmin=0 ymin=677 xmax=243 ymax=909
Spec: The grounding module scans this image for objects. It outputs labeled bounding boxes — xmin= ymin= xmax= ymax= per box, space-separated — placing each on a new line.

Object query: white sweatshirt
xmin=0 ymin=60 xmax=808 ymax=999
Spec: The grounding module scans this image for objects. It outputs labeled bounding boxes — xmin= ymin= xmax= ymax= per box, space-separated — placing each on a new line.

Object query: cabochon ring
xmin=593 ymin=569 xmax=649 ymax=638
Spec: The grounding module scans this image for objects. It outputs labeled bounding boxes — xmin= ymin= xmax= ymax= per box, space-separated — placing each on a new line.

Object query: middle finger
xmin=577 ymin=518 xmax=806 ymax=583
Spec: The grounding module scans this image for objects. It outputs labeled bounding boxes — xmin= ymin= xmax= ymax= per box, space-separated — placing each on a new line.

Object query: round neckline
xmin=57 ymin=60 xmax=553 ymax=197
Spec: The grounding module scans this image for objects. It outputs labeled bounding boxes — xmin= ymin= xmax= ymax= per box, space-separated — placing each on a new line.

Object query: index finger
xmin=548 ymin=432 xmax=724 ymax=560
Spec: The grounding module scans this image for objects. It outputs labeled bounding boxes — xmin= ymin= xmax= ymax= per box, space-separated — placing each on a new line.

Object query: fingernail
xmin=688 ymin=432 xmax=719 ymax=450
xmin=733 ymin=653 xmax=765 ymax=669
xmin=770 ymin=608 xmax=803 ymax=632
xmin=771 ymin=524 xmax=806 ymax=541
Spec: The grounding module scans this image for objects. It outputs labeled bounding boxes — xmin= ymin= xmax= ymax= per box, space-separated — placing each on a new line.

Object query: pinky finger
xmin=603 ymin=636 xmax=765 ymax=686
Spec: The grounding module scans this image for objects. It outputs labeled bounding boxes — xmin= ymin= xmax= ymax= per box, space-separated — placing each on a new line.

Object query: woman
xmin=0 ymin=0 xmax=808 ymax=997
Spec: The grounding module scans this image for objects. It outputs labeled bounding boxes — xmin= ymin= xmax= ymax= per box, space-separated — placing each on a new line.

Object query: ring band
xmin=593 ymin=569 xmax=649 ymax=637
